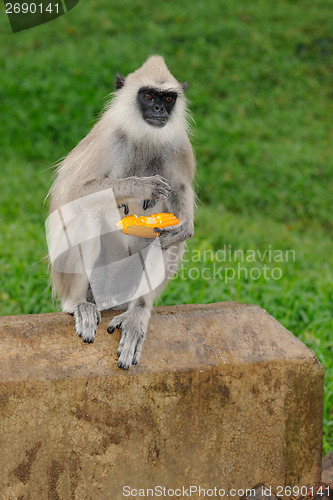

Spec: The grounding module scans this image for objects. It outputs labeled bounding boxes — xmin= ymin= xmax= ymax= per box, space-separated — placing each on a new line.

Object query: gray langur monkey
xmin=48 ymin=55 xmax=196 ymax=369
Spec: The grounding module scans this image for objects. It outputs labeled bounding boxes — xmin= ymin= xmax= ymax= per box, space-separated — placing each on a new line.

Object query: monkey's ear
xmin=115 ymin=73 xmax=125 ymax=91
xmin=182 ymin=81 xmax=189 ymax=92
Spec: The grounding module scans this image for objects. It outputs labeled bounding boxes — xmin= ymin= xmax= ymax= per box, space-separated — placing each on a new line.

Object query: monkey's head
xmin=110 ymin=56 xmax=190 ymax=144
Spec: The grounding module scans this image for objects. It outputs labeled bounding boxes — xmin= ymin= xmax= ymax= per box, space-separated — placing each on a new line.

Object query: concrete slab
xmin=0 ymin=302 xmax=324 ymax=499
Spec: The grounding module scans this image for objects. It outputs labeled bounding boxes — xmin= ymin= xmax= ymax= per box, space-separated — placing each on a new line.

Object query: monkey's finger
xmin=152 ymin=188 xmax=172 ymax=199
xmin=151 ymin=174 xmax=172 ymax=187
xmin=143 ymin=199 xmax=156 ymax=210
xmin=159 ymin=180 xmax=173 ymax=193
xmin=117 ymin=203 xmax=129 ymax=215
xmin=151 ymin=178 xmax=172 ymax=199
xmin=154 ymin=223 xmax=180 ymax=233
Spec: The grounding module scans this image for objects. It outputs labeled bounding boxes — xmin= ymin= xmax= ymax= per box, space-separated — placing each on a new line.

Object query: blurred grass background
xmin=0 ymin=0 xmax=332 ymax=453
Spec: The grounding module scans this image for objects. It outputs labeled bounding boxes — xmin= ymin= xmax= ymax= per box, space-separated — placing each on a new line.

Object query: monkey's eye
xmin=164 ymin=96 xmax=173 ymax=103
xmin=144 ymin=93 xmax=153 ymax=100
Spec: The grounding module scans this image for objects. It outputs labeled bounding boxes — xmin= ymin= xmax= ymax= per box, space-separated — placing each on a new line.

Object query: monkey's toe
xmin=107 ymin=312 xmax=128 ymax=335
xmin=118 ymin=347 xmax=134 ymax=370
xmin=118 ymin=359 xmax=130 ymax=370
xmin=82 ymin=337 xmax=95 ymax=344
xmin=107 ymin=322 xmax=122 ymax=334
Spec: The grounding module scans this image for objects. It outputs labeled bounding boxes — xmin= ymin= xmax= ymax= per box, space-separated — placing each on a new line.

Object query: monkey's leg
xmin=54 ymin=271 xmax=101 ymax=343
xmin=107 ymin=244 xmax=184 ymax=369
xmin=60 ymin=272 xmax=101 ymax=344
xmin=52 ymin=238 xmax=102 ymax=343
xmin=158 ymin=182 xmax=195 ymax=249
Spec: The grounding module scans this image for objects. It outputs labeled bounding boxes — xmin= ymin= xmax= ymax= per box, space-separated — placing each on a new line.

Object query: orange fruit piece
xmin=116 ymin=212 xmax=180 ymax=238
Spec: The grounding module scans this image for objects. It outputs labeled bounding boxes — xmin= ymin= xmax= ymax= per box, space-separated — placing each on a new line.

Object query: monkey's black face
xmin=137 ymin=87 xmax=178 ymax=128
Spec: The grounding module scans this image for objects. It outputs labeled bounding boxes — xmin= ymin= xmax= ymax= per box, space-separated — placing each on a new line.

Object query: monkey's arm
xmin=155 ymin=181 xmax=195 ymax=249
xmin=77 ymin=175 xmax=172 ymax=207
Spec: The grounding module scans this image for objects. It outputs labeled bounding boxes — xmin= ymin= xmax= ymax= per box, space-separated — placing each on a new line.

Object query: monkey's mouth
xmin=146 ymin=117 xmax=167 ymax=128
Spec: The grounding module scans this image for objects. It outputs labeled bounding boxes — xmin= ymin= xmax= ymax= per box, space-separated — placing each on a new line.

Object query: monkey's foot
xmin=74 ymin=302 xmax=101 ymax=343
xmin=107 ymin=310 xmax=147 ymax=369
xmin=117 ymin=326 xmax=145 ymax=370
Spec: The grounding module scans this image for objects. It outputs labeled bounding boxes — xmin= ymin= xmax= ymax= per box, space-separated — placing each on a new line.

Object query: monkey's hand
xmin=117 ymin=176 xmax=171 ymax=214
xmin=138 ymin=175 xmax=172 ymax=203
xmin=154 ymin=220 xmax=194 ymax=249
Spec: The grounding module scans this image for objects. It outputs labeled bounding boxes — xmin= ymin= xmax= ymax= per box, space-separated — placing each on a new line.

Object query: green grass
xmin=0 ymin=0 xmax=332 ymax=453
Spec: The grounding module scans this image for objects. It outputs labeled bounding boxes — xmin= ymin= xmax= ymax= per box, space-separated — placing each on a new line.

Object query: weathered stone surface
xmin=0 ymin=302 xmax=324 ymax=499
xmin=322 ymin=453 xmax=333 ymax=483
